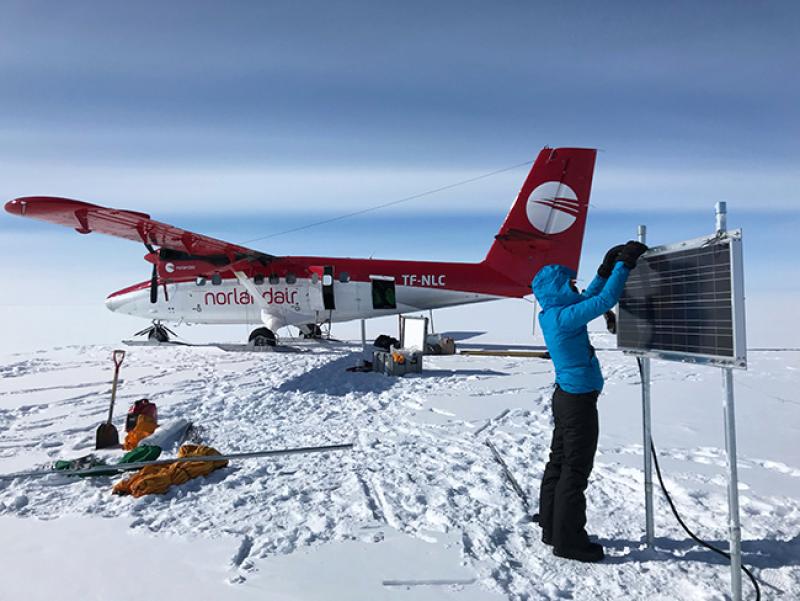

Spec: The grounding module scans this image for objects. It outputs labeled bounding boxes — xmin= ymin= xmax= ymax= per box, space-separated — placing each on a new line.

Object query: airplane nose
xmin=105 ymin=294 xmax=123 ymax=313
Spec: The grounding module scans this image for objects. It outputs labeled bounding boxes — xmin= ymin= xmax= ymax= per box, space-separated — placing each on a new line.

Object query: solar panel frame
xmin=617 ymin=229 xmax=747 ymax=369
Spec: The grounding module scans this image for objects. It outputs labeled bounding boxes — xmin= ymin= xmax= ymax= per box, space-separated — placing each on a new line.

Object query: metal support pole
xmin=638 ymin=224 xmax=655 ymax=548
xmin=361 ymin=319 xmax=367 ymax=358
xmin=723 ymin=367 xmax=743 ymax=601
xmin=428 ymin=309 xmax=435 ymax=334
xmin=717 ymin=200 xmax=742 ymax=601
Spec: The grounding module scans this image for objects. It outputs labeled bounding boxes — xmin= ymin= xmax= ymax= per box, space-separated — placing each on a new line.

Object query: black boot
xmin=553 ymin=541 xmax=605 ymax=563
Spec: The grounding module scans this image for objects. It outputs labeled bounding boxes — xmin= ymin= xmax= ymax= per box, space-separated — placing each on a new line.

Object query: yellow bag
xmin=123 ymin=414 xmax=158 ymax=451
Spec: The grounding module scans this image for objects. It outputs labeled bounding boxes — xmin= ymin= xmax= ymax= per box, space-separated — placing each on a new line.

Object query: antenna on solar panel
xmin=617 ymin=203 xmax=751 ymax=601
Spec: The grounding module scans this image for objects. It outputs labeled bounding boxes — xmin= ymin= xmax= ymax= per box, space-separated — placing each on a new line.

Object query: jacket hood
xmin=532 ymin=264 xmax=581 ymax=309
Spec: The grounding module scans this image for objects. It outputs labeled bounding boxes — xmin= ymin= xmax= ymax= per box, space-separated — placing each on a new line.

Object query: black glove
xmin=604 ymin=310 xmax=617 ymax=334
xmin=598 ymin=244 xmax=627 ymax=278
xmin=617 ymin=240 xmax=649 ymax=269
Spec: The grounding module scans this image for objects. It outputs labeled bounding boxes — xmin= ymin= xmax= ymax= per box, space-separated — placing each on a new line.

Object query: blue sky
xmin=1 ymin=1 xmax=798 ymax=346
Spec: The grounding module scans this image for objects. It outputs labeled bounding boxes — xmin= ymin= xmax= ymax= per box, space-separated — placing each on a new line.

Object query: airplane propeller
xmin=144 ymin=243 xmax=159 ymax=304
xmin=150 ymin=262 xmax=158 ymax=304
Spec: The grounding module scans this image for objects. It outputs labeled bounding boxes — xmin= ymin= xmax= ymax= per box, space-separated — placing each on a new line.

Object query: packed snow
xmin=0 ymin=331 xmax=798 ymax=600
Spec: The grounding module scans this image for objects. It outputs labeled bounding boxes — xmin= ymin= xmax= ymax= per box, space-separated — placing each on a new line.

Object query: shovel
xmin=95 ymin=350 xmax=125 ymax=449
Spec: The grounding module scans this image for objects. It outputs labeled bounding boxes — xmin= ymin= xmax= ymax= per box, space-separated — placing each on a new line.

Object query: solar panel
xmin=617 ymin=230 xmax=746 ymax=368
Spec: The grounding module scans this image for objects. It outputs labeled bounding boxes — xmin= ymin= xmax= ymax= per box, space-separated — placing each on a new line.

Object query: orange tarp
xmin=112 ymin=444 xmax=228 ymax=497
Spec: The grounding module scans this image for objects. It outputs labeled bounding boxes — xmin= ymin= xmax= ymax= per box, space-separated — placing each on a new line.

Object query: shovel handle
xmin=107 ymin=350 xmax=125 ymax=423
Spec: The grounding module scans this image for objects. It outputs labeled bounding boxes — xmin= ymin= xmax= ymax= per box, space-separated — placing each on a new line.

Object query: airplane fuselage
xmin=106 ymin=256 xmax=528 ymax=331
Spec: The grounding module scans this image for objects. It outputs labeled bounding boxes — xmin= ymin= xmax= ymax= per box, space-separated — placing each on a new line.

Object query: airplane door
xmin=308 ymin=266 xmax=336 ymax=312
xmin=322 ymin=266 xmax=336 ymax=310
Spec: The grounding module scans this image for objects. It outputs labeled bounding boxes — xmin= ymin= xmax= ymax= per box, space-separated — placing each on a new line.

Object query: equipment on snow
xmin=113 ymin=444 xmax=227 ymax=497
xmin=54 ymin=454 xmax=108 ymax=477
xmin=125 ymin=399 xmax=158 ymax=432
xmin=34 ymin=448 xmax=160 ymax=480
xmin=485 ymin=440 xmax=533 ymax=516
xmin=0 ymin=442 xmax=354 ymax=480
xmin=346 ymin=360 xmax=374 ymax=373
xmin=95 ymin=350 xmax=125 ymax=449
xmin=136 ymin=419 xmax=191 ymax=451
xmin=119 ymin=445 xmax=162 ymax=464
xmin=123 ymin=414 xmax=157 ymax=450
xmin=425 ymin=334 xmax=456 ymax=355
xmin=373 ymin=335 xmax=399 ymax=351
xmin=372 ymin=349 xmax=422 ymax=376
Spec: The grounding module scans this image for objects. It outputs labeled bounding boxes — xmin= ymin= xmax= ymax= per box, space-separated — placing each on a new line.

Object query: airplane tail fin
xmin=483 ymin=147 xmax=597 ymax=290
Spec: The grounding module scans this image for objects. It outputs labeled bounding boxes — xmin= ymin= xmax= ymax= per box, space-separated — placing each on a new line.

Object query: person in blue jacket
xmin=532 ymin=240 xmax=648 ymax=562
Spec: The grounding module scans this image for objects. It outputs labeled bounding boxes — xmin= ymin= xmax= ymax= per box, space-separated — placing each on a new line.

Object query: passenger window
xmin=372 ymin=278 xmax=396 ymax=309
xmin=211 ymin=273 xmax=222 ymax=286
xmin=285 ymin=272 xmax=297 ymax=284
xmin=311 ymin=273 xmax=319 ymax=285
xmin=254 ymin=274 xmax=264 ymax=285
xmin=269 ymin=274 xmax=280 ymax=285
xmin=339 ymin=272 xmax=350 ymax=283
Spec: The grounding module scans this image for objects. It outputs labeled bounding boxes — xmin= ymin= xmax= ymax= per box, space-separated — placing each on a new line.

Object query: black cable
xmin=238 ymin=159 xmax=532 ymax=244
xmin=637 ymin=358 xmax=760 ymax=600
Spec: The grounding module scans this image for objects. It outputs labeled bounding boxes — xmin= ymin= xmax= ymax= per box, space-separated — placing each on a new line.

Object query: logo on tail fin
xmin=526 ymin=181 xmax=580 ymax=235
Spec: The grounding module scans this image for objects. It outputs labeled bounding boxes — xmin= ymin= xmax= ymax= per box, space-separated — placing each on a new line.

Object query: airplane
xmin=4 ymin=147 xmax=596 ymax=347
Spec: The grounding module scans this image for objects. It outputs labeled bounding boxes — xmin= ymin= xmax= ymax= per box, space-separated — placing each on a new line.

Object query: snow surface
xmin=1 ymin=338 xmax=799 ymax=600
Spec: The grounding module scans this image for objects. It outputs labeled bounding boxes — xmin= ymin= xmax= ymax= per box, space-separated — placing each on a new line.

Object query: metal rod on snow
xmin=639 ymin=224 xmax=655 ymax=549
xmin=0 ymin=442 xmax=354 ymax=480
xmin=486 ymin=440 xmax=532 ymax=513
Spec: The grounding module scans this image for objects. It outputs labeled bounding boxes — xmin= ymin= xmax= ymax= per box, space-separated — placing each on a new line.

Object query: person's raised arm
xmin=558 ymin=241 xmax=648 ymax=328
xmin=558 ymin=263 xmax=630 ymax=328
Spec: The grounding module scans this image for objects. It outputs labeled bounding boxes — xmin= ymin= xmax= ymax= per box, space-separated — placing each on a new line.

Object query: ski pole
xmin=0 ymin=442 xmax=354 ymax=480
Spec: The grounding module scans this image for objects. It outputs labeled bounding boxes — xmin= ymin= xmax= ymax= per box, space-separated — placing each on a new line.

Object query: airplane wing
xmin=4 ymin=196 xmax=274 ymax=262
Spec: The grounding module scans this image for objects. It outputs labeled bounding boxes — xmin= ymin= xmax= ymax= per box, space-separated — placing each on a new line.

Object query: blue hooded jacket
xmin=532 ymin=262 xmax=631 ymax=394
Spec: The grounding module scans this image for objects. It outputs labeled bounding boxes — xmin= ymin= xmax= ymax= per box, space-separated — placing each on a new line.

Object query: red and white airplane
xmin=4 ymin=147 xmax=596 ymax=346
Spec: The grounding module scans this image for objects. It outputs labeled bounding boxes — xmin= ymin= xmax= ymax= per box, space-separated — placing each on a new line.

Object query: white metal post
xmin=638 ymin=224 xmax=655 ymax=548
xmin=361 ymin=319 xmax=367 ymax=358
xmin=717 ymin=200 xmax=742 ymax=601
xmin=723 ymin=367 xmax=743 ymax=601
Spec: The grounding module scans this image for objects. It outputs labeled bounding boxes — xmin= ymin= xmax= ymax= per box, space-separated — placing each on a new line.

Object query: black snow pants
xmin=538 ymin=384 xmax=600 ymax=550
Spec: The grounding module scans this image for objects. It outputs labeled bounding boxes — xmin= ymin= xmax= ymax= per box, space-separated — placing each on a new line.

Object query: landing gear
xmin=248 ymin=327 xmax=276 ymax=347
xmin=300 ymin=324 xmax=323 ymax=339
xmin=134 ymin=322 xmax=176 ymax=343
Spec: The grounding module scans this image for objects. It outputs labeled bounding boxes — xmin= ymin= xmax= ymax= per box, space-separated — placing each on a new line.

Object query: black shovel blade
xmin=95 ymin=423 xmax=119 ymax=449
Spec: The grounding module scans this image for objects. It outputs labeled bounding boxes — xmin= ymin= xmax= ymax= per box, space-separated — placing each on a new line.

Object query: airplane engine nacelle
xmin=157 ymin=259 xmax=222 ymax=279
